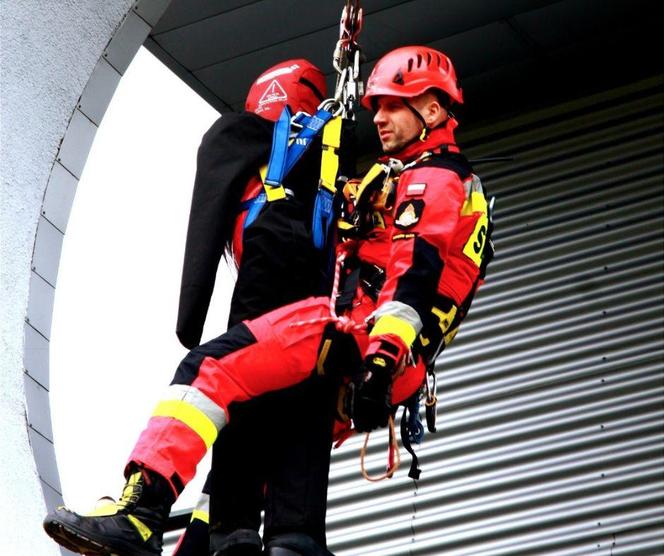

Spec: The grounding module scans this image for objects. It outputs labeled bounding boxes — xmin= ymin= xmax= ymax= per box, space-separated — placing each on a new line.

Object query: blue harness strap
xmin=312 ymin=188 xmax=335 ymax=250
xmin=263 ymin=106 xmax=292 ymax=200
xmin=264 ymin=106 xmax=335 ymax=189
xmin=242 ymin=192 xmax=267 ymax=230
xmin=263 ymin=105 xmax=340 ymax=251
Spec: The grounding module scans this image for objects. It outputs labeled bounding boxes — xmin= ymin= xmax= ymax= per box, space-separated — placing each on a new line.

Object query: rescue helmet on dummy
xmin=245 ymin=59 xmax=327 ymax=121
xmin=361 ymin=46 xmax=463 ymax=110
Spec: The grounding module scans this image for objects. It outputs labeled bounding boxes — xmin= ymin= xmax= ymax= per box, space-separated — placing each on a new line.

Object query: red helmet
xmin=245 ymin=59 xmax=327 ymax=121
xmin=361 ymin=46 xmax=463 ymax=109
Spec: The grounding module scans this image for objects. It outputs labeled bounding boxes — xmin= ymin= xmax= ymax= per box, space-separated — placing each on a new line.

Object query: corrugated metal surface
xmin=324 ymin=76 xmax=664 ymax=555
xmin=163 ymin=76 xmax=663 ymax=555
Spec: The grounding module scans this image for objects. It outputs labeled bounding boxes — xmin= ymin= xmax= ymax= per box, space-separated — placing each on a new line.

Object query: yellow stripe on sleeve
xmin=370 ymin=314 xmax=417 ymax=346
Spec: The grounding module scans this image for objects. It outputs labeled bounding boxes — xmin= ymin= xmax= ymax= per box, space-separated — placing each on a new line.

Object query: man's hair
xmin=432 ymin=89 xmax=452 ymax=110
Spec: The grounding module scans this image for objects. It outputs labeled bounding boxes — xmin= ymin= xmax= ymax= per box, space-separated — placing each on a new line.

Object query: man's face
xmin=372 ymin=96 xmax=422 ymax=153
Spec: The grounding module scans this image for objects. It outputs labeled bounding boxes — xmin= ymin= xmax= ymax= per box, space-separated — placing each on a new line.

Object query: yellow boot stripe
xmin=127 ymin=514 xmax=153 ymax=542
xmin=152 ymin=400 xmax=218 ymax=448
xmin=85 ymin=503 xmax=118 ymax=517
xmin=370 ymin=315 xmax=417 ymax=347
xmin=191 ymin=509 xmax=210 ymax=524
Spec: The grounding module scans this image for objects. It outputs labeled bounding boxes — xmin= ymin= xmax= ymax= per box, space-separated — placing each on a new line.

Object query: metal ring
xmin=318 ymin=97 xmax=344 ymax=117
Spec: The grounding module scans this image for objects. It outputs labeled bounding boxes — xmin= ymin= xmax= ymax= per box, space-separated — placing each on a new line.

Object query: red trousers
xmin=129 ymin=296 xmax=425 ymax=493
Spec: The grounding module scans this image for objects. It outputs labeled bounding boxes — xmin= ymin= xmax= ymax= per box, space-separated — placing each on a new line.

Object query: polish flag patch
xmin=406 ymin=183 xmax=427 ymax=196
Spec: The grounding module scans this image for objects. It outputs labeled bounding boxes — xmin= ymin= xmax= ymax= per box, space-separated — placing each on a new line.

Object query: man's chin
xmin=380 ymin=139 xmax=399 ymax=154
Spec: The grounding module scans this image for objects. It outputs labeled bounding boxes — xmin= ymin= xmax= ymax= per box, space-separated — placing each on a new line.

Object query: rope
xmin=289 ymin=251 xmax=367 ymax=334
xmin=360 ymin=415 xmax=401 ymax=482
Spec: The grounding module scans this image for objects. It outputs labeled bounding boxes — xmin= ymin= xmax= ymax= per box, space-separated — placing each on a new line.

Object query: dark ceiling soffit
xmin=144 ymin=37 xmax=232 ymax=114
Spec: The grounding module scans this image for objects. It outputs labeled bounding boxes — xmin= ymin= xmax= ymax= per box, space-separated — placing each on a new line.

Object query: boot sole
xmin=44 ymin=517 xmax=157 ymax=556
xmin=44 ymin=518 xmax=108 ymax=555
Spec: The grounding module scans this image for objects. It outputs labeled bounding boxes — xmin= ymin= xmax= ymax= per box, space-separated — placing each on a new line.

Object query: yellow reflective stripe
xmin=127 ymin=514 xmax=152 ymax=542
xmin=319 ymin=116 xmax=343 ymax=193
xmin=461 ymin=190 xmax=488 ymax=216
xmin=191 ymin=509 xmax=210 ymax=524
xmin=370 ymin=314 xmax=417 ymax=346
xmin=152 ymin=400 xmax=218 ymax=449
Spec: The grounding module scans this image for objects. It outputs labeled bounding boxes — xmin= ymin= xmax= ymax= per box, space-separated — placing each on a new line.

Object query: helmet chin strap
xmin=382 ymin=98 xmax=451 ymax=155
xmin=380 ymin=101 xmax=430 ymax=155
xmin=403 ymin=99 xmax=429 ymax=141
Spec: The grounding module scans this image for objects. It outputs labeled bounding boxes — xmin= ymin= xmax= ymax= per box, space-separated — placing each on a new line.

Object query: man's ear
xmin=425 ymin=98 xmax=447 ymax=127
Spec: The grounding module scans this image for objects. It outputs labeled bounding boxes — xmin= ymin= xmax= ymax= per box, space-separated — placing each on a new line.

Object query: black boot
xmin=210 ymin=528 xmax=263 ymax=555
xmin=43 ymin=465 xmax=175 ymax=556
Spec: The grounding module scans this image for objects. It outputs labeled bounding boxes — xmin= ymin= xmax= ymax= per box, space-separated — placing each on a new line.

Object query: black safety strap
xmin=400 ymin=403 xmax=422 ymax=480
xmin=335 ymin=267 xmax=361 ymax=313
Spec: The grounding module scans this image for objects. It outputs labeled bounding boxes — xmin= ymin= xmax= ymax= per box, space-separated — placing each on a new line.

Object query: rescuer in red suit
xmin=44 ymin=46 xmax=493 ymax=556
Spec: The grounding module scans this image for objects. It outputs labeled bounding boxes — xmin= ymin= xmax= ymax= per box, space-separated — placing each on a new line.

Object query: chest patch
xmin=406 ymin=182 xmax=427 ymax=196
xmin=395 ymin=199 xmax=424 ymax=229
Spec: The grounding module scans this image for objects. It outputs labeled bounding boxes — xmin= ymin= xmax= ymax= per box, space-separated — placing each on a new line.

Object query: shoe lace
xmin=117 ymin=471 xmax=144 ymax=510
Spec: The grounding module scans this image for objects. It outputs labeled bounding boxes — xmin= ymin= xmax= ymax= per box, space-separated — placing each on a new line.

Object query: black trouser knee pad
xmin=210 ymin=528 xmax=262 ymax=556
xmin=264 ymin=533 xmax=333 ymax=556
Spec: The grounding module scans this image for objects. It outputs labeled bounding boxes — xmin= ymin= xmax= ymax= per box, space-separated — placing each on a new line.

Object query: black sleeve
xmin=176 ymin=112 xmax=273 ymax=348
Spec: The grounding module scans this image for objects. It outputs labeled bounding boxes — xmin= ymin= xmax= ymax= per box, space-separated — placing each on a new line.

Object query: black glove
xmin=346 ymin=366 xmax=392 ymax=433
xmin=346 ymin=335 xmax=408 ymax=432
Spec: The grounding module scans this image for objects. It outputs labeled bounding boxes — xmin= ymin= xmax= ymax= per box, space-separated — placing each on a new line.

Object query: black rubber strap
xmin=400 ymin=405 xmax=421 ymax=480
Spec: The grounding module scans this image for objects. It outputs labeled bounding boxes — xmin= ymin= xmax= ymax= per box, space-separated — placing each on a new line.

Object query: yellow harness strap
xmin=352 ymin=163 xmax=386 ymax=204
xmin=262 ymin=161 xmax=287 ymax=201
xmin=319 ymin=116 xmax=343 ymax=194
xmin=262 ymin=114 xmax=343 ymax=202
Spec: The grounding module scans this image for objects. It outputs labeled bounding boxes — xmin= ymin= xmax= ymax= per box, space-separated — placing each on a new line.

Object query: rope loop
xmin=289 ymin=250 xmax=367 ymax=334
xmin=360 ymin=415 xmax=401 ymax=482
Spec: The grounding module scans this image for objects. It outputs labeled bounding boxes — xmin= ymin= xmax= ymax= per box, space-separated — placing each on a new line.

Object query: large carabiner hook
xmin=318 ymin=97 xmax=344 ymax=118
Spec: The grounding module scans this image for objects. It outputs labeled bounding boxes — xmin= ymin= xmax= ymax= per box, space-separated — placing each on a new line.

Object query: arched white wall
xmin=0 ymin=1 xmax=170 ymax=553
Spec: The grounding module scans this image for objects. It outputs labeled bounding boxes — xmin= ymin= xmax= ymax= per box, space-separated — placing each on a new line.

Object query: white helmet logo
xmin=258 ymin=79 xmax=288 ymax=108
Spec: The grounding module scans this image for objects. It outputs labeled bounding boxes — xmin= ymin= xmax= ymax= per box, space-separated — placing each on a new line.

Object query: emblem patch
xmin=394 ymin=200 xmax=424 ymax=229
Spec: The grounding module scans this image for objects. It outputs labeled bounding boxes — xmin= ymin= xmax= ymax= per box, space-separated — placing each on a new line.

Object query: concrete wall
xmin=0 ymin=1 xmax=170 ymax=553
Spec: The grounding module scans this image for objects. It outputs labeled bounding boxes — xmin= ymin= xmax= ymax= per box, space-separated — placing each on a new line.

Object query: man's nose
xmin=373 ymin=108 xmax=386 ymax=126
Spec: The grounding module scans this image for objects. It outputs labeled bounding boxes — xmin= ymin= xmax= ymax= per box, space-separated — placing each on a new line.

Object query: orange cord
xmin=360 ymin=415 xmax=401 ymax=482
